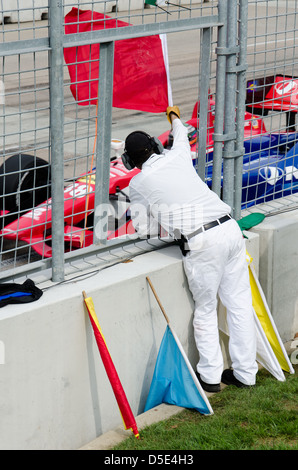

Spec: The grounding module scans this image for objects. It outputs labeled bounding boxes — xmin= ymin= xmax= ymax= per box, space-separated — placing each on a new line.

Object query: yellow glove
xmin=166 ymin=106 xmax=180 ymax=124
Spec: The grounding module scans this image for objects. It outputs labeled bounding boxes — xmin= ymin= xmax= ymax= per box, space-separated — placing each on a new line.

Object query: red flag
xmin=82 ymin=291 xmax=140 ymax=439
xmin=64 ymin=8 xmax=170 ymax=112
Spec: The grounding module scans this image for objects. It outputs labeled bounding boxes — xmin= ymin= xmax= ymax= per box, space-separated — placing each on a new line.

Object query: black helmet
xmin=122 ymin=131 xmax=163 ymax=170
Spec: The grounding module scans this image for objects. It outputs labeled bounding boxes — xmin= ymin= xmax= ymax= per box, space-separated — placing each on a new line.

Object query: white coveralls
xmin=129 ymin=118 xmax=258 ymax=386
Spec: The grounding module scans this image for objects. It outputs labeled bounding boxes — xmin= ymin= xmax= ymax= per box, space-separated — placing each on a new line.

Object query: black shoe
xmin=196 ymin=372 xmax=221 ymax=393
xmin=221 ymin=369 xmax=252 ymax=388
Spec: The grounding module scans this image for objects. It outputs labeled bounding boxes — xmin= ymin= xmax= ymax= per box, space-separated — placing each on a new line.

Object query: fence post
xmin=197 ymin=27 xmax=212 ymax=180
xmin=212 ymin=0 xmax=228 ymax=197
xmin=93 ymin=41 xmax=115 ymax=245
xmin=222 ymin=0 xmax=238 ymax=214
xmin=49 ymin=1 xmax=65 ymax=282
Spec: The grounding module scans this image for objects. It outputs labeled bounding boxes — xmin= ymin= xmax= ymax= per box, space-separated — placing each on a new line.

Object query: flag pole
xmin=146 ymin=276 xmax=170 ymax=324
xmin=165 ymin=1 xmax=191 ymax=10
xmin=159 ymin=34 xmax=173 ymax=107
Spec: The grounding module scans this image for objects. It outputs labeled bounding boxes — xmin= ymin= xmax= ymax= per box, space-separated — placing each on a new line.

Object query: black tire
xmin=0 ymin=154 xmax=51 ymax=221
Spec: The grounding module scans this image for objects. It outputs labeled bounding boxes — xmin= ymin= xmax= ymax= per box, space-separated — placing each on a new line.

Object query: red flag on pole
xmin=82 ymin=291 xmax=140 ymax=439
xmin=64 ymin=8 xmax=171 ymax=112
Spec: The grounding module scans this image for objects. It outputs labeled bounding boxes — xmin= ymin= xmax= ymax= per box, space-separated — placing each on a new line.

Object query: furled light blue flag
xmin=144 ymin=325 xmax=213 ymax=415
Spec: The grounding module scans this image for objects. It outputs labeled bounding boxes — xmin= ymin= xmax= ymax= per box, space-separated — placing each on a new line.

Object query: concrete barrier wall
xmin=0 ymin=232 xmax=259 ymax=450
xmin=1 ymin=0 xmax=48 ymax=23
xmin=0 ymin=245 xmax=197 ymax=450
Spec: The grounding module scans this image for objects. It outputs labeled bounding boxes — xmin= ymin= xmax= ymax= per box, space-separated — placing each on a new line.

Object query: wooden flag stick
xmin=146 ymin=276 xmax=170 ymax=325
xmin=156 ymin=4 xmax=171 ymax=13
xmin=165 ymin=1 xmax=191 ymax=10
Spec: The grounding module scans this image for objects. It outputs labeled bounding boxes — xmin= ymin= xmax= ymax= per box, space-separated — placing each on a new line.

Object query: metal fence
xmin=241 ymin=0 xmax=298 ymax=219
xmin=1 ymin=0 xmax=298 ymax=282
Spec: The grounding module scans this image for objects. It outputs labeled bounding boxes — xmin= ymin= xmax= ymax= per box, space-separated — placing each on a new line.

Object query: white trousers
xmin=183 ymin=219 xmax=258 ymax=385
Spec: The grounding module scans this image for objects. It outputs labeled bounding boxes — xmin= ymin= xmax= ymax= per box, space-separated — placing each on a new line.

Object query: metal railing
xmin=1 ymin=0 xmax=298 ymax=282
xmin=241 ymin=0 xmax=298 ymax=217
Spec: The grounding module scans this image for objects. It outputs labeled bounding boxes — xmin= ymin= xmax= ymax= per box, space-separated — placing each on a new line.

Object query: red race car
xmin=246 ymin=75 xmax=298 ymax=130
xmin=0 ymin=101 xmax=276 ymax=259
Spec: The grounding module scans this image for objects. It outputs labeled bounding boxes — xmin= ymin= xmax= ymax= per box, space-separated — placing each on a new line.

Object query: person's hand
xmin=166 ymin=106 xmax=180 ymax=124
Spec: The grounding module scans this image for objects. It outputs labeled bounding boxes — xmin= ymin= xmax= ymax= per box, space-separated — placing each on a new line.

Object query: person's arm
xmin=169 ymin=111 xmax=179 ymax=124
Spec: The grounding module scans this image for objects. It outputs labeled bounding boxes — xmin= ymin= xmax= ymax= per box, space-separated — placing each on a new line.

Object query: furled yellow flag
xmin=246 ymin=252 xmax=294 ymax=374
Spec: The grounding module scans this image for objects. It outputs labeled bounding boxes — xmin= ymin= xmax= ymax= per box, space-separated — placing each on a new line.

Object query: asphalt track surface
xmin=1 ymin=2 xmax=298 ymax=267
xmin=2 ymin=2 xmax=298 ymax=165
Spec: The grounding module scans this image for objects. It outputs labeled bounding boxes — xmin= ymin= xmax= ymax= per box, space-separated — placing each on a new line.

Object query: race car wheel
xmin=0 ymin=154 xmax=51 ymax=219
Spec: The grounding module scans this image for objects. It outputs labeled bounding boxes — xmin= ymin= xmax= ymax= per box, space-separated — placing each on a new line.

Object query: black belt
xmin=174 ymin=214 xmax=232 ymax=256
xmin=187 ymin=213 xmax=232 ymax=240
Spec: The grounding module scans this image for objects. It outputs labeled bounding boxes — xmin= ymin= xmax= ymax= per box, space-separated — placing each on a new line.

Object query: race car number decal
xmin=275 ymin=80 xmax=298 ymax=96
xmin=64 ymin=182 xmax=90 ymax=198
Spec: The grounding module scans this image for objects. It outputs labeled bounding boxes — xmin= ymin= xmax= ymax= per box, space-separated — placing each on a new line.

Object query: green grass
xmin=113 ymin=365 xmax=298 ymax=450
